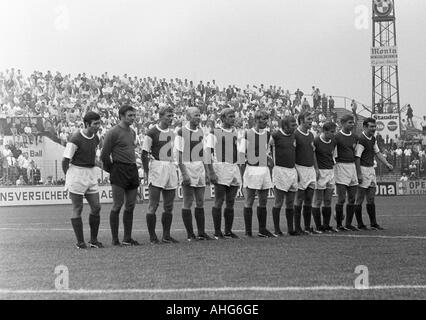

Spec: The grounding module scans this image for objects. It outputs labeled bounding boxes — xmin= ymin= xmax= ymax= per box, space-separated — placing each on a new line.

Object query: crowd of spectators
xmin=0 ymin=68 xmax=340 ymax=144
xmin=1 ymin=68 xmax=425 ymax=185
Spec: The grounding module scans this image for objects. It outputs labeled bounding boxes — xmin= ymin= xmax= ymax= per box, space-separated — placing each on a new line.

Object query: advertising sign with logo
xmin=373 ymin=113 xmax=400 ymax=141
xmin=371 ymin=46 xmax=398 ymax=67
xmin=405 ymin=180 xmax=426 ymax=195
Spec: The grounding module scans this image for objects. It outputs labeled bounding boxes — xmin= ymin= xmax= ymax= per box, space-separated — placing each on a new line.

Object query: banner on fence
xmin=0 ymin=181 xmax=401 ymax=207
xmin=403 ymin=180 xmax=426 ymax=195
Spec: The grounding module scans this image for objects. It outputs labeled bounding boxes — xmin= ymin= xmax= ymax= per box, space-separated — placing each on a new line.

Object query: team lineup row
xmin=62 ymin=105 xmax=393 ymax=249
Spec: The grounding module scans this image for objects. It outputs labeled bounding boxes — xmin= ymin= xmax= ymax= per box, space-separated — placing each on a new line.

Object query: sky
xmin=0 ymin=0 xmax=425 ymax=117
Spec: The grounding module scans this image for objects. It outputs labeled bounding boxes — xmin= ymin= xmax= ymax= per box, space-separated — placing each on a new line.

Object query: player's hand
xmin=209 ymin=172 xmax=218 ymax=185
xmin=267 ymin=155 xmax=274 ymax=168
xmin=387 ymin=163 xmax=394 ymax=171
xmin=182 ymin=174 xmax=191 ymax=186
xmin=357 ymin=174 xmax=363 ymax=185
xmin=315 ymin=170 xmax=320 ymax=181
xmin=144 ymin=172 xmax=149 ymax=183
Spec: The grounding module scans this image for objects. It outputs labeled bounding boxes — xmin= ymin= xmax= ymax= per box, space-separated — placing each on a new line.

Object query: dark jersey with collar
xmin=271 ymin=129 xmax=296 ymax=168
xmin=295 ymin=128 xmax=315 ymax=167
xmin=64 ymin=130 xmax=99 ymax=167
xmin=143 ymin=125 xmax=174 ymax=161
xmin=356 ymin=132 xmax=379 ymax=167
xmin=314 ymin=136 xmax=336 ymax=170
xmin=177 ymin=125 xmax=204 ymax=162
xmin=244 ymin=128 xmax=271 ymax=167
xmin=335 ymin=131 xmax=358 ymax=163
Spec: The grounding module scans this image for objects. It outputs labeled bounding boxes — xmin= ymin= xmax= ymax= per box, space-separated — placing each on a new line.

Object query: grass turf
xmin=0 ymin=195 xmax=425 ymax=300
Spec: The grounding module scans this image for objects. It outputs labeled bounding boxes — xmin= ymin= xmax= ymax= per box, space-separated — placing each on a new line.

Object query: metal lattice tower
xmin=371 ymin=0 xmax=400 ymax=115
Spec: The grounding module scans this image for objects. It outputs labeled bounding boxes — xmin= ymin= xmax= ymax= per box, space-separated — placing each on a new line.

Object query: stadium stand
xmin=1 ymin=69 xmax=425 ymax=185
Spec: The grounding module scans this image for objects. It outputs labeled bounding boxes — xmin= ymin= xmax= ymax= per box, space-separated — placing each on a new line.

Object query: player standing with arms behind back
xmin=206 ymin=108 xmax=241 ymax=239
xmin=142 ymin=106 xmax=179 ymax=244
xmin=175 ymin=107 xmax=212 ymax=241
xmin=312 ymin=121 xmax=337 ymax=232
xmin=294 ymin=112 xmax=320 ymax=235
xmin=62 ymin=111 xmax=103 ymax=249
xmin=240 ymin=110 xmax=275 ymax=238
xmin=269 ymin=116 xmax=299 ymax=236
xmin=334 ymin=114 xmax=359 ymax=231
xmin=101 ymin=105 xmax=140 ymax=246
xmin=354 ymin=118 xmax=393 ymax=230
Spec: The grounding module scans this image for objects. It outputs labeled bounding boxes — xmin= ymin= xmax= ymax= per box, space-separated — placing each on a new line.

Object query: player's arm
xmin=354 ymin=143 xmax=364 ymax=184
xmin=100 ymin=131 xmax=114 ymax=173
xmin=141 ymin=134 xmax=152 ymax=181
xmin=312 ymin=140 xmax=320 ymax=179
xmin=204 ymin=133 xmax=218 ymax=184
xmin=374 ymin=142 xmax=393 ymax=170
xmin=174 ymin=133 xmax=191 ymax=186
xmin=238 ymin=133 xmax=247 ymax=177
xmin=62 ymin=141 xmax=77 ymax=175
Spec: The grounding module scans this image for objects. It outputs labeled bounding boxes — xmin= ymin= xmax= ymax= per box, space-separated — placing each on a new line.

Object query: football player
xmin=206 ymin=108 xmax=241 ymax=239
xmin=175 ymin=107 xmax=212 ymax=241
xmin=142 ymin=106 xmax=179 ymax=244
xmin=269 ymin=116 xmax=299 ymax=236
xmin=354 ymin=118 xmax=393 ymax=230
xmin=312 ymin=121 xmax=337 ymax=232
xmin=294 ymin=112 xmax=320 ymax=235
xmin=240 ymin=110 xmax=275 ymax=238
xmin=62 ymin=111 xmax=103 ymax=249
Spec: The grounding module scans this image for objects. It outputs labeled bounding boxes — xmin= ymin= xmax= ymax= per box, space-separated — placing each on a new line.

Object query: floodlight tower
xmin=371 ymin=0 xmax=400 ymax=116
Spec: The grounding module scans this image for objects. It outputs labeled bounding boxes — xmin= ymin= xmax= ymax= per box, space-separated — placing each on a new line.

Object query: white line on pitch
xmin=1 ymin=285 xmax=426 ymax=295
xmin=319 ymin=234 xmax=426 ymax=240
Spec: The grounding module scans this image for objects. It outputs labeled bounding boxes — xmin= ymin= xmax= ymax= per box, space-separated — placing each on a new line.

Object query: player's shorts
xmin=243 ymin=165 xmax=273 ymax=190
xmin=110 ymin=162 xmax=140 ymax=190
xmin=180 ymin=161 xmax=206 ymax=187
xmin=65 ymin=165 xmax=98 ymax=195
xmin=359 ymin=166 xmax=377 ymax=189
xmin=213 ymin=162 xmax=242 ymax=187
xmin=272 ymin=166 xmax=298 ymax=192
xmin=295 ymin=164 xmax=316 ymax=190
xmin=316 ymin=169 xmax=335 ymax=190
xmin=149 ymin=160 xmax=178 ymax=190
xmin=334 ymin=162 xmax=358 ymax=187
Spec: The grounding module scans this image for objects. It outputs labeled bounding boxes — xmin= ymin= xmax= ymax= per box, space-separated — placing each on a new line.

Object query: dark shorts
xmin=110 ymin=162 xmax=140 ymax=190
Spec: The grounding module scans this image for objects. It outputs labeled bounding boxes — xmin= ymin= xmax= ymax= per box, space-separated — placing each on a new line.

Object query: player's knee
xmin=323 ymin=198 xmax=332 ymax=207
xmin=125 ymin=202 xmax=136 ymax=212
xmin=163 ymin=201 xmax=173 ymax=214
xmin=148 ymin=202 xmax=159 ymax=215
xmin=366 ymin=197 xmax=375 ymax=205
xmin=337 ymin=197 xmax=346 ymax=205
xmin=225 ymin=198 xmax=235 ymax=209
xmin=195 ymin=199 xmax=204 ymax=208
xmin=285 ymin=198 xmax=294 ymax=209
xmin=258 ymin=198 xmax=268 ymax=208
xmin=91 ymin=204 xmax=101 ymax=216
xmin=112 ymin=200 xmax=123 ymax=212
xmin=214 ymin=196 xmax=225 ymax=209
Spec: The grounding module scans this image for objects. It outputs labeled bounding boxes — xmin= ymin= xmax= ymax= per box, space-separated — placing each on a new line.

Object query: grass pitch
xmin=0 ymin=195 xmax=425 ymax=300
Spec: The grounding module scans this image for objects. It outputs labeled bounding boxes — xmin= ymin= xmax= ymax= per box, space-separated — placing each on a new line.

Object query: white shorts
xmin=243 ymin=165 xmax=273 ymax=190
xmin=359 ymin=166 xmax=376 ymax=189
xmin=65 ymin=165 xmax=99 ymax=195
xmin=334 ymin=162 xmax=358 ymax=187
xmin=180 ymin=161 xmax=206 ymax=187
xmin=295 ymin=164 xmax=316 ymax=190
xmin=149 ymin=160 xmax=178 ymax=190
xmin=213 ymin=162 xmax=242 ymax=187
xmin=272 ymin=166 xmax=298 ymax=192
xmin=316 ymin=169 xmax=335 ymax=190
